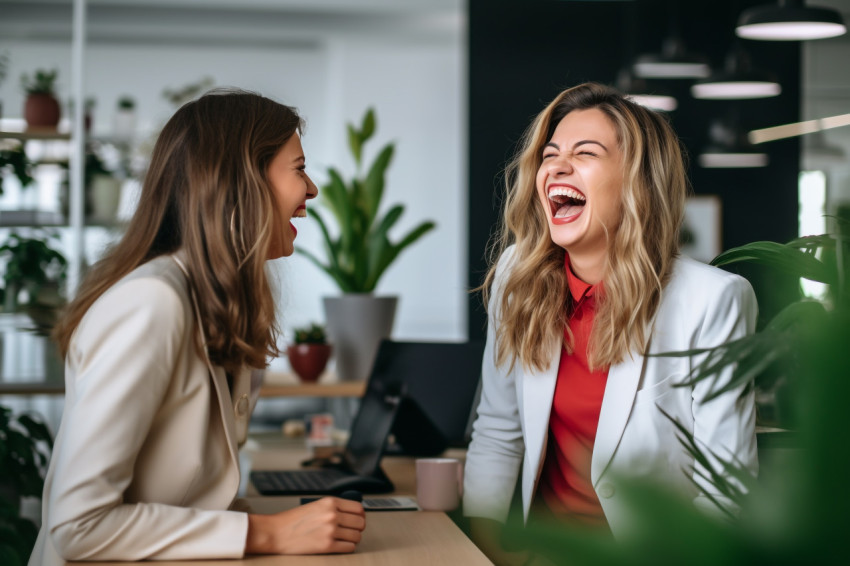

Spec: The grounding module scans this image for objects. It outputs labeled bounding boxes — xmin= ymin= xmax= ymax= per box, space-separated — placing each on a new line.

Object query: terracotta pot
xmin=287 ymin=343 xmax=332 ymax=383
xmin=24 ymin=93 xmax=61 ymax=129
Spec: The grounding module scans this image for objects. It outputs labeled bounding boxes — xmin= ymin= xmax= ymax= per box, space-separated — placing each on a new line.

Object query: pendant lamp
xmin=633 ymin=35 xmax=711 ymax=79
xmin=616 ymin=68 xmax=678 ymax=112
xmin=691 ymin=45 xmax=781 ymax=100
xmin=737 ymin=0 xmax=846 ymax=41
xmin=699 ymin=115 xmax=769 ymax=168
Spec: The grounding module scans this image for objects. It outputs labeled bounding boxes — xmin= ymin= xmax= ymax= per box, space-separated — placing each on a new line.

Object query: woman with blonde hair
xmin=30 ymin=89 xmax=366 ymax=565
xmin=463 ymin=82 xmax=757 ymax=562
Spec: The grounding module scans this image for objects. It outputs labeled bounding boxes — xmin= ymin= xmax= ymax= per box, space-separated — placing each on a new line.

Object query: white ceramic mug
xmin=416 ymin=458 xmax=463 ymax=511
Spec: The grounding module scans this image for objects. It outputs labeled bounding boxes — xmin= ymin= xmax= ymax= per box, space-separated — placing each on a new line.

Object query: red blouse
xmin=537 ymin=259 xmax=609 ymax=528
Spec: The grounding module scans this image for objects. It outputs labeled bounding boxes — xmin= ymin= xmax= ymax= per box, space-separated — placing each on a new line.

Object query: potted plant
xmin=0 ymin=144 xmax=34 ymax=196
xmin=287 ymin=323 xmax=332 ymax=383
xmin=0 ymin=404 xmax=53 ymax=565
xmin=0 ymin=231 xmax=68 ymax=333
xmin=20 ymin=68 xmax=60 ymax=130
xmin=296 ymin=108 xmax=436 ymax=381
xmin=113 ymin=95 xmax=137 ymax=142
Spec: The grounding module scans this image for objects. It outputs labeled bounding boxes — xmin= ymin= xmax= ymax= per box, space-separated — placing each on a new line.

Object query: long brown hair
xmin=54 ymin=89 xmax=303 ymax=375
xmin=484 ymin=82 xmax=687 ymax=372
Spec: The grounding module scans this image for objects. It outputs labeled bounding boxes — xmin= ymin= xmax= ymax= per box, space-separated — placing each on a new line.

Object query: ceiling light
xmin=737 ymin=0 xmax=847 ymax=41
xmin=616 ymin=68 xmax=678 ymax=112
xmin=691 ymin=45 xmax=781 ymax=99
xmin=633 ymin=36 xmax=711 ymax=79
xmin=699 ymin=115 xmax=769 ymax=168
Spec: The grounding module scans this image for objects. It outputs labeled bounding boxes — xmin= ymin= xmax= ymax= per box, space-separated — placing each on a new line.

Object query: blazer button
xmin=598 ymin=483 xmax=615 ymax=499
xmin=236 ymin=394 xmax=249 ymax=417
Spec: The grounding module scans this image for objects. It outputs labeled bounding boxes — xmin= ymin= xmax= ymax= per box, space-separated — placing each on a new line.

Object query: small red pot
xmin=287 ymin=343 xmax=332 ymax=383
xmin=24 ymin=93 xmax=61 ymax=129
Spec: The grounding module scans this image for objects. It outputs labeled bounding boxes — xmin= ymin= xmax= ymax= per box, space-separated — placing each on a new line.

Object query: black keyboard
xmin=250 ymin=469 xmax=351 ymax=494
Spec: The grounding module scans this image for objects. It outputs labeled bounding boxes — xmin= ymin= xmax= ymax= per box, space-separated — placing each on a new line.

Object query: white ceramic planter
xmin=323 ymin=295 xmax=397 ymax=382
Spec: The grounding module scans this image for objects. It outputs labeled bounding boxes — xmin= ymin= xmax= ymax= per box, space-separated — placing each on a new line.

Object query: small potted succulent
xmin=287 ymin=323 xmax=332 ymax=383
xmin=20 ymin=68 xmax=61 ymax=130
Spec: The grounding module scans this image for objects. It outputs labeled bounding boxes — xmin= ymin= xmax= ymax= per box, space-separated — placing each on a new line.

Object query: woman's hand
xmin=245 ymin=497 xmax=366 ymax=555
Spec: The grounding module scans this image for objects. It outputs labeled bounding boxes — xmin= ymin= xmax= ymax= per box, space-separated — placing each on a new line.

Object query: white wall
xmin=0 ymin=1 xmax=468 ymax=356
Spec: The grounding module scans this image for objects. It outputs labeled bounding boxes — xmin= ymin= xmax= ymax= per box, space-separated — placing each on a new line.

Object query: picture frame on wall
xmin=681 ymin=195 xmax=722 ymax=264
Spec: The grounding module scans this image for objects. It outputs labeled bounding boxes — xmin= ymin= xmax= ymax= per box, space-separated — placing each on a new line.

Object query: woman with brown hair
xmin=463 ymin=83 xmax=758 ymax=562
xmin=30 ymin=89 xmax=366 ymax=565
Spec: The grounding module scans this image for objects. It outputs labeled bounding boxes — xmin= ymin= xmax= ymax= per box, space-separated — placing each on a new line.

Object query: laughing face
xmin=266 ymin=134 xmax=318 ymax=259
xmin=536 ymin=108 xmax=624 ymax=274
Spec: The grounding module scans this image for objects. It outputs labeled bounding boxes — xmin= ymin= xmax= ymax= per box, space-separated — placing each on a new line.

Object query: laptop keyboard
xmin=251 ymin=469 xmax=351 ymax=494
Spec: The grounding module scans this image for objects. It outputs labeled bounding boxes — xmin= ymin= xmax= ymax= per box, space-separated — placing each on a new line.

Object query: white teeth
xmin=292 ymin=209 xmax=307 ymax=218
xmin=548 ymin=187 xmax=586 ymax=201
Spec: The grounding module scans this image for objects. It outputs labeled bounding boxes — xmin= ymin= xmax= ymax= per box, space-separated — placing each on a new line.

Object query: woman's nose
xmin=306 ymin=175 xmax=318 ymax=199
xmin=547 ymin=155 xmax=574 ymax=176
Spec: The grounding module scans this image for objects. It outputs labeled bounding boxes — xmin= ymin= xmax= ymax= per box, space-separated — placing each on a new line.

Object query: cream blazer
xmin=30 ymin=254 xmax=256 ymax=565
xmin=463 ymin=247 xmax=759 ymax=537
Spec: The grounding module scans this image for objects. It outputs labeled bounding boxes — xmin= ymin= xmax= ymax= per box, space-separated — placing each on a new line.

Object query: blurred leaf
xmin=711 ymin=241 xmax=835 ymax=285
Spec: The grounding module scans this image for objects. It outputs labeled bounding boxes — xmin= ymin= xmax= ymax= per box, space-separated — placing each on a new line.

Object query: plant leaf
xmin=362 ymin=144 xmax=394 ymax=223
xmin=360 ymin=108 xmax=376 ymax=143
xmin=711 ymin=241 xmax=835 ymax=285
xmin=347 ymin=124 xmax=361 ymax=168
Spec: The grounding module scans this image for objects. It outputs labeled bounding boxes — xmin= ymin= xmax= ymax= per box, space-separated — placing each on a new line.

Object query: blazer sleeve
xmin=47 ymin=277 xmax=248 ymax=562
xmin=463 ymin=248 xmax=526 ymax=523
xmin=689 ymin=273 xmax=759 ymax=515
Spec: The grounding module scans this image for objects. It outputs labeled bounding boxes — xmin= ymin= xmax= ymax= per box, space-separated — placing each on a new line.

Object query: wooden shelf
xmin=261 ymin=371 xmax=365 ymax=398
xmin=0 ymin=372 xmax=365 ymax=398
xmin=0 ymin=129 xmax=72 ymax=141
xmin=0 ymin=381 xmax=64 ymax=396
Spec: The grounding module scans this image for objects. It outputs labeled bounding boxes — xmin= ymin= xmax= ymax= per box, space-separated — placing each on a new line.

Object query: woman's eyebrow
xmin=543 ymin=140 xmax=609 ymax=152
xmin=574 ymin=139 xmax=608 ymax=151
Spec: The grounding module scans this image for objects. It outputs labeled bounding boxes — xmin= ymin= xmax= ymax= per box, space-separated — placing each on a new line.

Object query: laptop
xmin=250 ymin=359 xmax=404 ymax=496
xmin=379 ymin=340 xmax=485 ymax=456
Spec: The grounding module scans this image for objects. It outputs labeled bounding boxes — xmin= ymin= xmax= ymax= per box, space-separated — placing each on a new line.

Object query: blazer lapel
xmin=523 ymin=344 xmax=560 ymax=479
xmin=591 ymin=351 xmax=646 ymax=485
xmin=170 ymin=254 xmax=241 ymax=474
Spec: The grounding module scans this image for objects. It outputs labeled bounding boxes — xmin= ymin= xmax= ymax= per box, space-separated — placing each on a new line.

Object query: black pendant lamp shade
xmin=698 ymin=114 xmax=769 ymax=168
xmin=737 ymin=0 xmax=847 ymax=41
xmin=691 ymin=45 xmax=781 ymax=100
xmin=633 ymin=36 xmax=711 ymax=79
xmin=616 ymin=68 xmax=678 ymax=112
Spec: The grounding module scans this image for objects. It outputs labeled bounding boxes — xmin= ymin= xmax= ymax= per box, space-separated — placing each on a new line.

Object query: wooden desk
xmin=76 ymin=434 xmax=492 ymax=565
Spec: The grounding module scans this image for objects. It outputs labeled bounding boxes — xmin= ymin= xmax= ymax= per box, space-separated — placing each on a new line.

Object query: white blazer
xmin=463 ymin=247 xmax=759 ymax=537
xmin=30 ymin=254 xmax=256 ymax=565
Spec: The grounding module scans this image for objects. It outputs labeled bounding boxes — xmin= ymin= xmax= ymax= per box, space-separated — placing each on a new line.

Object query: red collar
xmin=565 ymin=256 xmax=599 ymax=303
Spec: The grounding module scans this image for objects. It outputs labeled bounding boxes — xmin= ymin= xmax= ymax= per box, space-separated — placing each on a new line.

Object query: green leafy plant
xmin=117 ymin=95 xmax=135 ymax=110
xmin=296 ymin=109 xmax=436 ymax=293
xmin=0 ymin=405 xmax=53 ymax=566
xmin=293 ymin=323 xmax=327 ymax=345
xmin=0 ymin=145 xmax=34 ymax=195
xmin=0 ymin=231 xmax=68 ymax=332
xmin=20 ymin=69 xmax=57 ymax=96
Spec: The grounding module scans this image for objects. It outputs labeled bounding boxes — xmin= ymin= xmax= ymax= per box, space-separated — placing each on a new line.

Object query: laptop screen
xmin=343 ymin=374 xmax=403 ymax=476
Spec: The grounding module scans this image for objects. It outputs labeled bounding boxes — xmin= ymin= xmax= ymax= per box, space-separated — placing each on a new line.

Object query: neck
xmin=568 ymin=252 xmax=606 ymax=285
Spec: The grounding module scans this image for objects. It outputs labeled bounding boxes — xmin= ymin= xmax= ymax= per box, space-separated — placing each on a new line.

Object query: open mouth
xmin=548 ymin=186 xmax=586 ymax=219
xmin=292 ymin=205 xmax=307 ymax=218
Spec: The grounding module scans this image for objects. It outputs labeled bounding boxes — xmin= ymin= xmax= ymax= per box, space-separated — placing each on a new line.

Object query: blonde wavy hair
xmin=54 ymin=89 xmax=302 ymax=376
xmin=483 ymin=82 xmax=687 ymax=373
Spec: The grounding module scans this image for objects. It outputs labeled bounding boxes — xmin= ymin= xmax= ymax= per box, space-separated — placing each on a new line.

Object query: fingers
xmin=330 ymin=496 xmax=366 ymax=516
